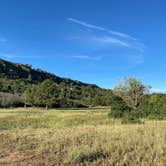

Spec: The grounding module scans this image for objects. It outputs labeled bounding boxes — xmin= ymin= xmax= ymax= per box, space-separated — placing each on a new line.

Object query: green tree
xmin=114 ymin=77 xmax=150 ymax=109
xmin=22 ymin=86 xmax=36 ymax=107
xmin=35 ymin=80 xmax=57 ymax=109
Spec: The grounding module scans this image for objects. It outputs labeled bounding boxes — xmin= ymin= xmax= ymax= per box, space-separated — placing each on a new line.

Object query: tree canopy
xmin=114 ymin=77 xmax=151 ymax=109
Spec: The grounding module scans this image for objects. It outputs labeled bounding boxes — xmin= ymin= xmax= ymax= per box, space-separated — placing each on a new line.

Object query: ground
xmin=0 ymin=108 xmax=165 ymax=166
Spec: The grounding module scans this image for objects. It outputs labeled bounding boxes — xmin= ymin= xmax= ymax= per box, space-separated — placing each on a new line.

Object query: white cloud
xmin=68 ymin=18 xmax=145 ymax=51
xmin=67 ymin=18 xmax=136 ymax=40
xmin=72 ymin=55 xmax=102 ymax=61
xmin=92 ymin=36 xmax=130 ymax=47
xmin=67 ymin=18 xmax=146 ymax=66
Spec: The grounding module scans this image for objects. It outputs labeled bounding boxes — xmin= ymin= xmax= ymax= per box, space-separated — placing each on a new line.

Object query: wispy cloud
xmin=67 ymin=18 xmax=145 ymax=51
xmin=68 ymin=18 xmax=136 ymax=40
xmin=72 ymin=55 xmax=102 ymax=61
xmin=67 ymin=18 xmax=146 ymax=66
xmin=92 ymin=36 xmax=130 ymax=47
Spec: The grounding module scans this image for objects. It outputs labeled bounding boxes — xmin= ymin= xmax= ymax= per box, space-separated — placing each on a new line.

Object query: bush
xmin=68 ymin=145 xmax=106 ymax=163
xmin=121 ymin=113 xmax=142 ymax=124
xmin=69 ymin=145 xmax=92 ymax=163
xmin=108 ymin=96 xmax=132 ymax=118
xmin=136 ymin=94 xmax=166 ymax=119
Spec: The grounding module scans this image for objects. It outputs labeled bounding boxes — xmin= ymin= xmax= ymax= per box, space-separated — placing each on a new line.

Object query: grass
xmin=0 ymin=108 xmax=165 ymax=165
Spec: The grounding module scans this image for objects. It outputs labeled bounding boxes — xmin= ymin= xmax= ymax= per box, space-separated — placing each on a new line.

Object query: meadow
xmin=0 ymin=109 xmax=165 ymax=166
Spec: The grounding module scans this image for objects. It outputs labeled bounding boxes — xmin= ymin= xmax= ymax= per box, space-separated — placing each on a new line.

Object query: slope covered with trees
xmin=0 ymin=58 xmax=116 ymax=108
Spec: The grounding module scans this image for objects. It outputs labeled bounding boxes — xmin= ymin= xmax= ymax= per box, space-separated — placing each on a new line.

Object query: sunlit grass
xmin=0 ymin=109 xmax=165 ymax=165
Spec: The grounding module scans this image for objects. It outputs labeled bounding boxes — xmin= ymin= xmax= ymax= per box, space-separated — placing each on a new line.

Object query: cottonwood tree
xmin=113 ymin=77 xmax=150 ymax=109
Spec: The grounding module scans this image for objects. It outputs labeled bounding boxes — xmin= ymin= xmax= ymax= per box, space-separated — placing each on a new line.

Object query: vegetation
xmin=0 ymin=59 xmax=116 ymax=108
xmin=136 ymin=93 xmax=166 ymax=119
xmin=1 ymin=59 xmax=166 ymax=120
xmin=0 ymin=59 xmax=166 ymax=165
xmin=0 ymin=109 xmax=165 ymax=165
xmin=114 ymin=77 xmax=150 ymax=109
xmin=1 ymin=59 xmax=166 ymax=121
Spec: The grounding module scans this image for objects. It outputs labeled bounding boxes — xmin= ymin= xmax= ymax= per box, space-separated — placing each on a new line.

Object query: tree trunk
xmin=46 ymin=104 xmax=48 ymax=110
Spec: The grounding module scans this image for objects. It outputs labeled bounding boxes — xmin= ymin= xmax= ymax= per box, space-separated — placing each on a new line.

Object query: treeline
xmin=137 ymin=94 xmax=166 ymax=119
xmin=22 ymin=80 xmax=118 ymax=109
xmin=0 ymin=78 xmax=116 ymax=108
xmin=108 ymin=77 xmax=166 ymax=122
xmin=0 ymin=58 xmax=116 ymax=108
xmin=0 ymin=59 xmax=166 ymax=120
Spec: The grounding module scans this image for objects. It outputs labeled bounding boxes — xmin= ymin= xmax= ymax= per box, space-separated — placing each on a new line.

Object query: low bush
xmin=68 ymin=145 xmax=107 ymax=164
xmin=68 ymin=145 xmax=92 ymax=163
xmin=121 ymin=113 xmax=142 ymax=124
xmin=108 ymin=96 xmax=132 ymax=118
xmin=136 ymin=94 xmax=166 ymax=119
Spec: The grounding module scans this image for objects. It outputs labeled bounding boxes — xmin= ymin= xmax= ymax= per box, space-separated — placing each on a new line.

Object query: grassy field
xmin=0 ymin=109 xmax=165 ymax=166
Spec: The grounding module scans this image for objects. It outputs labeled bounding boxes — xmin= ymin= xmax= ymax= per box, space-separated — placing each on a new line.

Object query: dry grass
xmin=0 ymin=109 xmax=165 ymax=165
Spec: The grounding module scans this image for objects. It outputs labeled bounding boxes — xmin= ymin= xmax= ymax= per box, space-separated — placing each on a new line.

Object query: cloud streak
xmin=67 ymin=18 xmax=145 ymax=66
xmin=67 ymin=18 xmax=145 ymax=51
xmin=68 ymin=18 xmax=136 ymax=40
xmin=72 ymin=55 xmax=102 ymax=61
xmin=92 ymin=36 xmax=130 ymax=47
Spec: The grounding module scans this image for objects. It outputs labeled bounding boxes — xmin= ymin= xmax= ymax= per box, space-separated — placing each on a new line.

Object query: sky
xmin=0 ymin=0 xmax=166 ymax=92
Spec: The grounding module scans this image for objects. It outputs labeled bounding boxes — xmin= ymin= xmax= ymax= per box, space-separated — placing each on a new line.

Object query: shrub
xmin=121 ymin=113 xmax=142 ymax=124
xmin=108 ymin=96 xmax=132 ymax=118
xmin=69 ymin=145 xmax=91 ymax=163
xmin=68 ymin=145 xmax=106 ymax=163
xmin=136 ymin=94 xmax=166 ymax=119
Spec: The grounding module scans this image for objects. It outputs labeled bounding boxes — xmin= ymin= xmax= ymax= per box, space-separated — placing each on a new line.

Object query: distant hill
xmin=0 ymin=58 xmax=115 ymax=108
xmin=0 ymin=58 xmax=98 ymax=88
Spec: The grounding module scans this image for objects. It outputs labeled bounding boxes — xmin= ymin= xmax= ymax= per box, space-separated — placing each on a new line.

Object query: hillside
xmin=0 ymin=58 xmax=114 ymax=108
xmin=0 ymin=58 xmax=98 ymax=87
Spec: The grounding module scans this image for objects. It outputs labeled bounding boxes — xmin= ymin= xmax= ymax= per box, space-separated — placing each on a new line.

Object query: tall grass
xmin=0 ymin=109 xmax=165 ymax=165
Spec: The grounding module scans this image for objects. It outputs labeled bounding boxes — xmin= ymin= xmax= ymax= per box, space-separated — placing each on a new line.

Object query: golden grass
xmin=0 ymin=109 xmax=165 ymax=165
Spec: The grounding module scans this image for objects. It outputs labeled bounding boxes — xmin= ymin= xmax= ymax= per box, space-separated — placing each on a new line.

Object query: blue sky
xmin=0 ymin=0 xmax=166 ymax=92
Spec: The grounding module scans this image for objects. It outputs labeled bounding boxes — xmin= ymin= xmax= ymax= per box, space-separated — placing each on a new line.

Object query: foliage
xmin=136 ymin=94 xmax=166 ymax=119
xmin=0 ymin=92 xmax=23 ymax=107
xmin=114 ymin=77 xmax=150 ymax=109
xmin=0 ymin=59 xmax=116 ymax=108
xmin=34 ymin=80 xmax=58 ymax=109
xmin=68 ymin=145 xmax=91 ymax=163
xmin=108 ymin=96 xmax=132 ymax=118
xmin=121 ymin=112 xmax=142 ymax=124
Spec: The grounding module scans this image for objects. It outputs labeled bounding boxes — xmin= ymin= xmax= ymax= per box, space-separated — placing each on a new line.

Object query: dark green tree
xmin=35 ymin=80 xmax=57 ymax=109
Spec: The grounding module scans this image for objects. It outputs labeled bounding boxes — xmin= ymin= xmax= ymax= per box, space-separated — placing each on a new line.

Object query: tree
xmin=35 ymin=80 xmax=57 ymax=109
xmin=113 ymin=77 xmax=150 ymax=109
xmin=108 ymin=95 xmax=132 ymax=118
xmin=22 ymin=86 xmax=36 ymax=107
